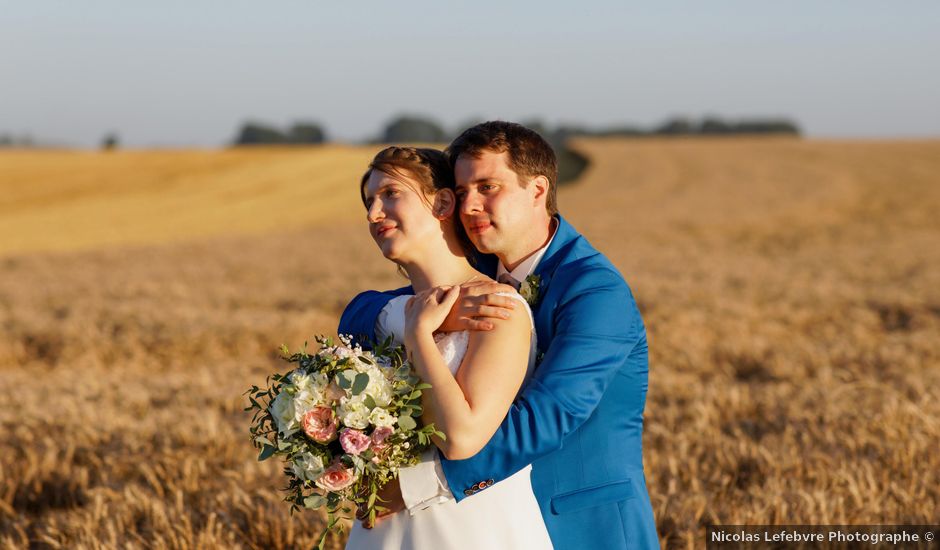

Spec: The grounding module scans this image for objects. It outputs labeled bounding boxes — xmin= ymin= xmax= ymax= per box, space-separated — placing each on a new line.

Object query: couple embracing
xmin=339 ymin=121 xmax=659 ymax=549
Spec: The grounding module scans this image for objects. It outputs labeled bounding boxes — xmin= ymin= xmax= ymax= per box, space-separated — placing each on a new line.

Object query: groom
xmin=339 ymin=121 xmax=659 ymax=549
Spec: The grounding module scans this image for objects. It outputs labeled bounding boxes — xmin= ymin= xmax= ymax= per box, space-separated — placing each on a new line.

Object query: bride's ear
xmin=433 ymin=189 xmax=456 ymax=220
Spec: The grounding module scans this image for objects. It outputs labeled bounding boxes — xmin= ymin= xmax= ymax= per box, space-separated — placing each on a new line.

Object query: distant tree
xmin=453 ymin=116 xmax=485 ymax=138
xmin=381 ymin=115 xmax=447 ymax=143
xmin=732 ymin=119 xmax=800 ymax=136
xmin=0 ymin=134 xmax=11 ymax=147
xmin=700 ymin=117 xmax=732 ymax=135
xmin=287 ymin=122 xmax=326 ymax=144
xmin=655 ymin=117 xmax=695 ymax=135
xmin=234 ymin=122 xmax=287 ymax=145
xmin=556 ymin=147 xmax=589 ymax=186
xmin=101 ymin=133 xmax=120 ymax=150
xmin=520 ymin=118 xmax=551 ymax=140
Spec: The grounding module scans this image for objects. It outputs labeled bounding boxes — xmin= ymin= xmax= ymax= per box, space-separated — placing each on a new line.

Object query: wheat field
xmin=1 ymin=138 xmax=938 ymax=549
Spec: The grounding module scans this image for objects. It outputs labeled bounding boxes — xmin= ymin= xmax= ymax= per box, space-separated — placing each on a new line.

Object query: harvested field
xmin=1 ymin=138 xmax=938 ymax=549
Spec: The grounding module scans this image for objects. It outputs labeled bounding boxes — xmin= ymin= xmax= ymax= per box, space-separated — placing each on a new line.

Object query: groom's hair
xmin=446 ymin=121 xmax=558 ymax=216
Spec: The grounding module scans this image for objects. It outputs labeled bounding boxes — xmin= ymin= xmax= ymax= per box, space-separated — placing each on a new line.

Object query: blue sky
xmin=2 ymin=1 xmax=938 ymax=146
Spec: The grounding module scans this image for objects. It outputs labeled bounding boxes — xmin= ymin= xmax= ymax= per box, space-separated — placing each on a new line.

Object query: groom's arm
xmin=338 ymin=287 xmax=412 ymax=348
xmin=440 ymin=265 xmax=645 ymax=501
xmin=340 ymin=282 xmax=519 ymax=348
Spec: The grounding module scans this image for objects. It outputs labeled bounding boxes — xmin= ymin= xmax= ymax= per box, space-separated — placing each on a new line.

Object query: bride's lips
xmin=374 ymin=224 xmax=397 ymax=238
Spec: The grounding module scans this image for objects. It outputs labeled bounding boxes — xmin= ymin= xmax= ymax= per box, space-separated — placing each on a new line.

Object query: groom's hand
xmin=357 ymin=478 xmax=405 ymax=529
xmin=438 ymin=281 xmax=518 ymax=333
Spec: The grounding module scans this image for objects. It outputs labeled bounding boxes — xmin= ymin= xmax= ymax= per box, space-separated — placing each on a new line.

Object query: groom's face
xmin=454 ymin=150 xmax=539 ymax=260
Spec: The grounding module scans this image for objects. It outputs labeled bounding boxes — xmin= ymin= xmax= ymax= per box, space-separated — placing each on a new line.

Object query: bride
xmin=344 ymin=146 xmax=552 ymax=549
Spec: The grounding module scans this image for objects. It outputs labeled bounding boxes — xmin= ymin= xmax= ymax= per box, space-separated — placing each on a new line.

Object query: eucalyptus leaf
xmin=258 ymin=444 xmax=276 ymax=461
xmin=337 ymin=371 xmax=352 ymax=390
xmin=352 ymin=372 xmax=370 ymax=396
xmin=398 ymin=415 xmax=417 ymax=431
xmin=304 ymin=495 xmax=326 ymax=509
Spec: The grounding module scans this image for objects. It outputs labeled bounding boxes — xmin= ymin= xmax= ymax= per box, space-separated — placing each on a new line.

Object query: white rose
xmin=290 ymin=371 xmax=329 ymax=395
xmin=293 ymin=389 xmax=322 ymax=419
xmin=365 ymin=368 xmax=393 ymax=407
xmin=288 ymin=371 xmax=310 ymax=388
xmin=338 ymin=397 xmax=370 ymax=430
xmin=270 ymin=391 xmax=299 ymax=437
xmin=291 ymin=452 xmax=325 ymax=482
xmin=369 ymin=408 xmax=397 ymax=428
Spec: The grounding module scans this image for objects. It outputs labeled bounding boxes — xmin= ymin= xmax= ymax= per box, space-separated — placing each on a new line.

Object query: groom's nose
xmin=460 ymin=191 xmax=483 ymax=215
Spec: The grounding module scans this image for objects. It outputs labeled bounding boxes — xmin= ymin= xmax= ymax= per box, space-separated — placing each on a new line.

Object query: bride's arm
xmin=405 ymin=295 xmax=531 ymax=461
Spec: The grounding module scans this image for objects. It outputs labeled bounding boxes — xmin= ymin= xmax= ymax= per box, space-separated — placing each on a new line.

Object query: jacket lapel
xmin=530 ymin=215 xmax=582 ymax=347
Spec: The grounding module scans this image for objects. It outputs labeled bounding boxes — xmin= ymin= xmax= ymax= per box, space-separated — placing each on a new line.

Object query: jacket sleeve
xmin=337 ymin=286 xmax=412 ymax=349
xmin=440 ymin=265 xmax=644 ymax=500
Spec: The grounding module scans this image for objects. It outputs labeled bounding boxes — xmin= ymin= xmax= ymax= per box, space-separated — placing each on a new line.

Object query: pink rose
xmin=339 ymin=428 xmax=371 ymax=455
xmin=315 ymin=460 xmax=357 ymax=491
xmin=371 ymin=426 xmax=394 ymax=451
xmin=302 ymin=406 xmax=338 ymax=443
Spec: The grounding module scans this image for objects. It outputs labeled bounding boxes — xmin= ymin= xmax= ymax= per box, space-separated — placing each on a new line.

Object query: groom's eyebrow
xmin=461 ymin=177 xmax=499 ymax=187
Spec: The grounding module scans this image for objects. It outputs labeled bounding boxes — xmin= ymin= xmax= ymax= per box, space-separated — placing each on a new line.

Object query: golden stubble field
xmin=1 ymin=138 xmax=938 ymax=549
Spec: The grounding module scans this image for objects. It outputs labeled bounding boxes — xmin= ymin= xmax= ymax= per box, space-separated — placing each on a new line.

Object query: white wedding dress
xmin=345 ymin=293 xmax=553 ymax=550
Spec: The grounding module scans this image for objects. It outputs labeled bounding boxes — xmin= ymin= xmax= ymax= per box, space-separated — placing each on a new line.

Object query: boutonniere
xmin=520 ymin=274 xmax=541 ymax=306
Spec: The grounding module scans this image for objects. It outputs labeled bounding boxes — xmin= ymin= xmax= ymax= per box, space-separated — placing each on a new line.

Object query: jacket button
xmin=486 ymin=479 xmax=494 ymax=486
xmin=464 ymin=489 xmax=474 ymax=496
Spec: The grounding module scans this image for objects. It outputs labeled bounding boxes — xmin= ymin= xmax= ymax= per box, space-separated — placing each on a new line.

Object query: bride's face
xmin=363 ymin=169 xmax=442 ymax=263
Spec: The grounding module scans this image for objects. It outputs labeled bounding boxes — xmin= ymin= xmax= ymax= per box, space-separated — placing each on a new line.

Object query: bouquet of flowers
xmin=246 ymin=335 xmax=443 ymax=549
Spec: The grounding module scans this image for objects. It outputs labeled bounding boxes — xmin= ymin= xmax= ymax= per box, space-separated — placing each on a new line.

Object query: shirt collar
xmin=496 ymin=218 xmax=558 ymax=283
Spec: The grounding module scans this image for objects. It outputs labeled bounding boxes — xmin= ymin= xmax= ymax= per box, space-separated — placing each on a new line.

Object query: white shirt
xmin=375 ymin=220 xmax=558 ymax=513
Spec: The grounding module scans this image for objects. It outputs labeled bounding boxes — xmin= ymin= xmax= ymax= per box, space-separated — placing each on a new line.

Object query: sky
xmin=2 ymin=1 xmax=939 ymax=147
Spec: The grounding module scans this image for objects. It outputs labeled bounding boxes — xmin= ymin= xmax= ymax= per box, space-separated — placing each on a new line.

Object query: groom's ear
xmin=530 ymin=175 xmax=550 ymax=206
xmin=433 ymin=189 xmax=456 ymax=219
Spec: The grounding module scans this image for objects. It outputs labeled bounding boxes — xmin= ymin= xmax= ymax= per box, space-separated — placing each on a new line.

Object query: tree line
xmin=229 ymin=115 xmax=800 ymax=146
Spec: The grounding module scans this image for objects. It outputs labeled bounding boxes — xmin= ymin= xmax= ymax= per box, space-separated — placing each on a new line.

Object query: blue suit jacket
xmin=338 ymin=215 xmax=659 ymax=549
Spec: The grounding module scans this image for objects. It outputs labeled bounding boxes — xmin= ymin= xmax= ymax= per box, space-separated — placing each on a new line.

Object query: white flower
xmin=287 ymin=372 xmax=329 ymax=416
xmin=338 ymin=397 xmax=370 ymax=429
xmin=369 ymin=408 xmax=397 ymax=428
xmin=364 ymin=367 xmax=394 ymax=407
xmin=293 ymin=389 xmax=322 ymax=418
xmin=270 ymin=391 xmax=299 ymax=437
xmin=291 ymin=452 xmax=325 ymax=482
xmin=290 ymin=371 xmax=328 ymax=395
